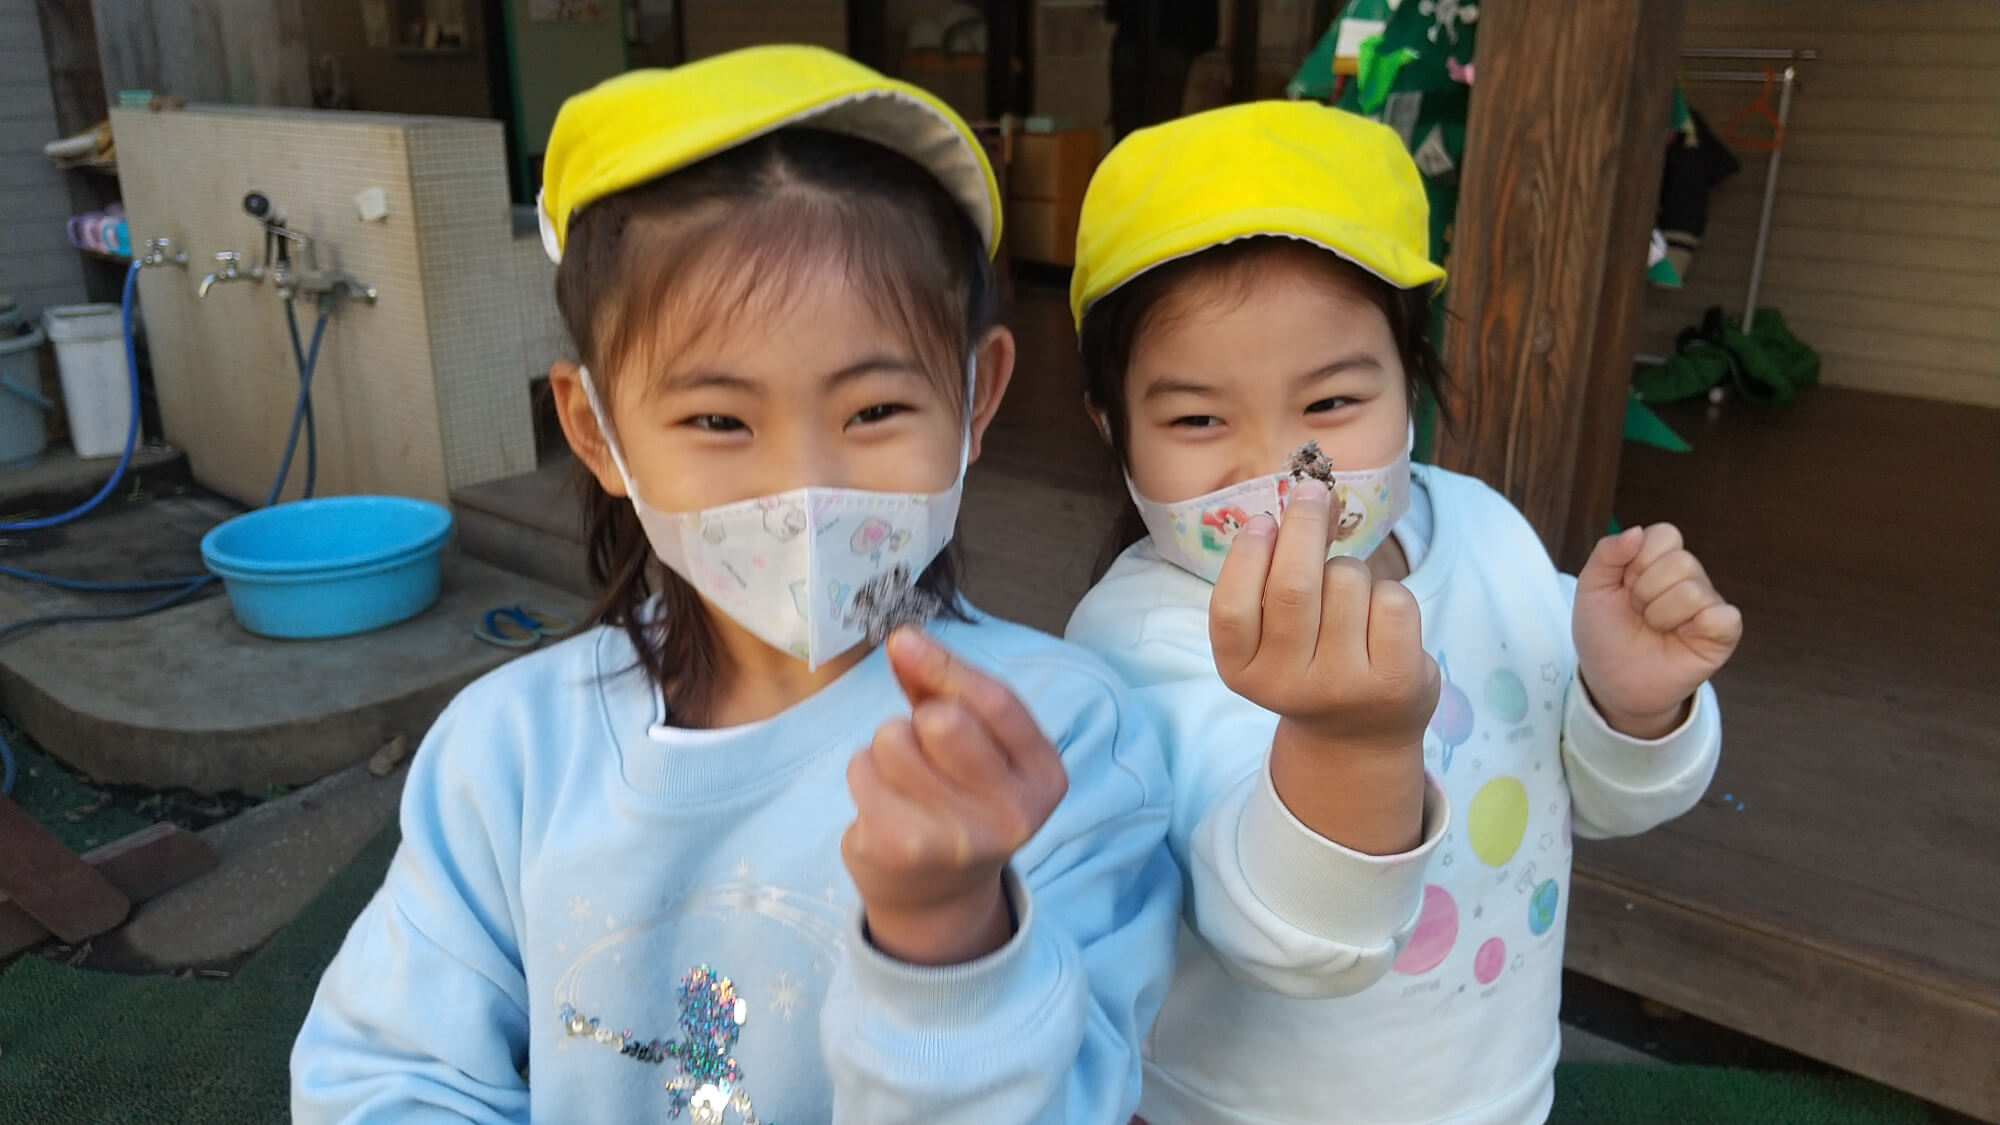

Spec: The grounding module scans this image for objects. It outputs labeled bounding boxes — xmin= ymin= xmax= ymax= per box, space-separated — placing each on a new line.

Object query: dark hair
xmin=556 ymin=128 xmax=994 ymax=725
xmin=1077 ymin=236 xmax=1450 ymax=576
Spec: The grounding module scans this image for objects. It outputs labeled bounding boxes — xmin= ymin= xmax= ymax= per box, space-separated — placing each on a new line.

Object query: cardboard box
xmin=1008 ymin=127 xmax=1100 ymax=203
xmin=1008 ymin=198 xmax=1078 ymax=266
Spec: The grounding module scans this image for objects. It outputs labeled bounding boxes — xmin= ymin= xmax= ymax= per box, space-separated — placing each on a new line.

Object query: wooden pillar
xmin=1433 ymin=0 xmax=1685 ymax=572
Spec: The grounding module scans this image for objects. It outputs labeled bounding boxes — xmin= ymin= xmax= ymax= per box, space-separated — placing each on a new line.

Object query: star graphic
xmin=569 ymin=896 xmax=590 ymax=920
xmin=734 ymin=858 xmax=753 ymax=881
xmin=1541 ymin=662 xmax=1559 ymax=684
xmin=1473 ymin=905 xmax=1483 ymax=919
xmin=604 ymin=915 xmax=617 ymax=931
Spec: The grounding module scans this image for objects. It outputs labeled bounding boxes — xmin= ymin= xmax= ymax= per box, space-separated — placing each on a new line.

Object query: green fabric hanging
xmin=1635 ymin=306 xmax=1821 ymax=409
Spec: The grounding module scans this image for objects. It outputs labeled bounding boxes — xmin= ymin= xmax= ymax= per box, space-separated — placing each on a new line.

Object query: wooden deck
xmin=975 ymin=290 xmax=1999 ymax=1118
xmin=1571 ymin=388 xmax=1999 ymax=1118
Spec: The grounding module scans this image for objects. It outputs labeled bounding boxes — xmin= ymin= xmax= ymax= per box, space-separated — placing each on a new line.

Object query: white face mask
xmin=1128 ymin=434 xmax=1412 ymax=585
xmin=580 ymin=362 xmax=973 ymax=669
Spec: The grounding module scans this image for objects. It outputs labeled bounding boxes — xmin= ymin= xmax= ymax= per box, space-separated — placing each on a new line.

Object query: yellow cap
xmin=538 ymin=45 xmax=1001 ymax=263
xmin=1070 ymin=100 xmax=1445 ymax=328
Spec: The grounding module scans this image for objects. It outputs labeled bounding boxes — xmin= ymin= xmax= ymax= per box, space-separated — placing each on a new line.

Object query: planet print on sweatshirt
xmin=1391 ymin=884 xmax=1459 ymax=975
xmin=1467 ymin=776 xmax=1529 ymax=866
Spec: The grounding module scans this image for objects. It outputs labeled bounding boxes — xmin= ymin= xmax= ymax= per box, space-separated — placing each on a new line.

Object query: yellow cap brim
xmin=1071 ymin=101 xmax=1446 ymax=329
xmin=539 ymin=46 xmax=1001 ymax=263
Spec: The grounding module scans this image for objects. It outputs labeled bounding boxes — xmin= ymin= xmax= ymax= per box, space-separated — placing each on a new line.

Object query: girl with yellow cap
xmin=1063 ymin=101 xmax=1742 ymax=1125
xmin=292 ymin=46 xmax=1178 ymax=1125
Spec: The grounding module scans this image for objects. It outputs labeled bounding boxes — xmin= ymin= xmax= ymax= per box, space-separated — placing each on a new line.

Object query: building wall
xmin=1641 ymin=0 xmax=2000 ymax=407
xmin=1 ymin=0 xmax=87 ymax=319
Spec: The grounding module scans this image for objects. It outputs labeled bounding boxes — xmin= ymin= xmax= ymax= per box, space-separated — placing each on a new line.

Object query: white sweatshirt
xmin=1065 ymin=464 xmax=1721 ymax=1125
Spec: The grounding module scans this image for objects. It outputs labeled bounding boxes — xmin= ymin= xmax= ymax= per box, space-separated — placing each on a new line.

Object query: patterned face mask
xmin=1127 ymin=436 xmax=1412 ymax=585
xmin=581 ymin=361 xmax=972 ymax=669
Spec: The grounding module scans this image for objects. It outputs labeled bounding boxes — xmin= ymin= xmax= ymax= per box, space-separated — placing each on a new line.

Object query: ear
xmin=1082 ymin=395 xmax=1112 ymax=445
xmin=965 ymin=325 xmax=1017 ymax=464
xmin=549 ymin=360 xmax=628 ymax=499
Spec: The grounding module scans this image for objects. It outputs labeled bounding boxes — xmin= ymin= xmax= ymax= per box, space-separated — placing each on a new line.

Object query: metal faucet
xmin=137 ymin=237 xmax=188 ymax=269
xmin=245 ymin=193 xmax=378 ymax=305
xmin=197 ymin=251 xmax=263 ymax=298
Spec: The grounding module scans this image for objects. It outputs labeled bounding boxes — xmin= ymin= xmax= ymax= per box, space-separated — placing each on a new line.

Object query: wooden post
xmin=1433 ymin=0 xmax=1685 ymax=572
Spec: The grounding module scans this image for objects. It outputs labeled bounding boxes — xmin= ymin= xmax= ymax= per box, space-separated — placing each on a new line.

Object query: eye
xmin=685 ymin=414 xmax=746 ymax=432
xmin=1306 ymin=397 xmax=1356 ymax=414
xmin=849 ymin=403 xmax=911 ymax=426
xmin=1171 ymin=415 xmax=1223 ymax=429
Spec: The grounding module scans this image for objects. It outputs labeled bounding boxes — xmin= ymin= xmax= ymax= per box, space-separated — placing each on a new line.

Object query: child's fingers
xmin=1363 ymin=577 xmax=1431 ymax=690
xmin=1678 ymin=601 xmax=1744 ymax=651
xmin=1259 ymin=481 xmax=1334 ymax=660
xmin=885 ymin=626 xmax=944 ymax=706
xmin=1312 ymin=556 xmax=1374 ymax=674
xmin=1641 ymin=578 xmax=1720 ymax=635
xmin=888 ymin=629 xmax=1052 ymax=774
xmin=863 ymin=716 xmax=960 ymax=810
xmin=912 ymin=699 xmax=1014 ymax=799
xmin=1631 ymin=522 xmax=1687 ymax=576
xmin=1630 ymin=549 xmax=1707 ymax=608
xmin=1209 ymin=513 xmax=1278 ymax=670
xmin=1576 ymin=526 xmax=1645 ymax=596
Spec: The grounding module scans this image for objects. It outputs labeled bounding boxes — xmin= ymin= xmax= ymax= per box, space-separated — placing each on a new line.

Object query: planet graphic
xmin=1528 ymin=879 xmax=1560 ymax=936
xmin=1484 ymin=667 xmax=1529 ymax=725
xmin=1474 ymin=937 xmax=1506 ymax=984
xmin=1429 ymin=654 xmax=1474 ymax=772
xmin=1468 ymin=777 xmax=1530 ymax=866
xmin=1391 ymin=884 xmax=1459 ymax=975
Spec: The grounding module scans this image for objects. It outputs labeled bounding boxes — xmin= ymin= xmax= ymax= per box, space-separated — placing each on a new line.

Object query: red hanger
xmin=1724 ymin=69 xmax=1786 ymax=152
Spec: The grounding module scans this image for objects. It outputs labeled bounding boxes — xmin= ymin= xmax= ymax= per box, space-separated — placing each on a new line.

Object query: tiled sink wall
xmin=114 ymin=106 xmax=535 ymax=506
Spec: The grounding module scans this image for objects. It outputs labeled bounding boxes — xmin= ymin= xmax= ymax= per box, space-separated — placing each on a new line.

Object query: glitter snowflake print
xmin=560 ymin=965 xmax=776 ymax=1124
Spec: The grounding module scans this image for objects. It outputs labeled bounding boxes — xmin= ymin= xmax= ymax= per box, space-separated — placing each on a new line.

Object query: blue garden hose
xmin=0 ymin=264 xmax=330 ymax=794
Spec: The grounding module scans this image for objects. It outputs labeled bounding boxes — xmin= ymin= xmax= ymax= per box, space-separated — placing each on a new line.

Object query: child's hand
xmin=841 ymin=628 xmax=1069 ymax=966
xmin=1573 ymin=524 xmax=1742 ymax=739
xmin=1210 ymin=480 xmax=1439 ymax=758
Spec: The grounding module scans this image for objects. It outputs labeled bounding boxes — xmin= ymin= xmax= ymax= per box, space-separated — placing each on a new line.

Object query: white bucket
xmin=43 ymin=303 xmax=131 ymax=459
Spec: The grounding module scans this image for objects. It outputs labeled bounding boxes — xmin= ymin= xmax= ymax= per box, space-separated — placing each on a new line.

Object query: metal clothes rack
xmin=1675 ymin=47 xmax=1818 ymax=328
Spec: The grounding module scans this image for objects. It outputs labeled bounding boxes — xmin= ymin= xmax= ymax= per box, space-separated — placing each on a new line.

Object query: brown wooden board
xmin=0 ymin=795 xmax=129 ymax=943
xmin=0 ymin=822 xmax=217 ymax=958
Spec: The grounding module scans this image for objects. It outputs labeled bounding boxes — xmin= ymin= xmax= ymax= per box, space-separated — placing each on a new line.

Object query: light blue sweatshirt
xmin=291 ymin=607 xmax=1180 ymax=1124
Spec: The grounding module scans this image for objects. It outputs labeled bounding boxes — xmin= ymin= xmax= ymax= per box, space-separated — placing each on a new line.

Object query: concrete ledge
xmin=89 ymin=757 xmax=406 ymax=972
xmin=0 ymin=554 xmax=587 ymax=792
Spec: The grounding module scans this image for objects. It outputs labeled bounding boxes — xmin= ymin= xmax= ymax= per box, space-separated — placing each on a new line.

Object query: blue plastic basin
xmin=201 ymin=495 xmax=453 ymax=639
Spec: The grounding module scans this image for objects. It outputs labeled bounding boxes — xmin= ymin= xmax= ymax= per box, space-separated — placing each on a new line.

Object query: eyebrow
xmin=1141 ymin=354 xmax=1386 ymax=402
xmin=654 ymin=354 xmax=927 ymax=397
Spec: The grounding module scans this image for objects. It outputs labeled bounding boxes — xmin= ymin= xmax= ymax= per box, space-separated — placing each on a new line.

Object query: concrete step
xmin=452 ymin=455 xmax=591 ymax=599
xmin=0 ymin=443 xmax=191 ymax=519
xmin=0 ymin=492 xmax=588 ymax=792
